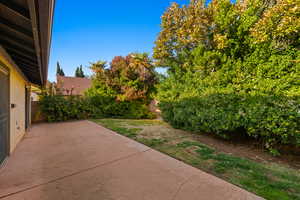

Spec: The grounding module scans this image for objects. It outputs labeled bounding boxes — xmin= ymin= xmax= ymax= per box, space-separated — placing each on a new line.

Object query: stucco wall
xmin=0 ymin=52 xmax=28 ymax=153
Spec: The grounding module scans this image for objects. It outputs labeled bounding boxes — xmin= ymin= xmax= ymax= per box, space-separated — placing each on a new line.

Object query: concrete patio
xmin=0 ymin=121 xmax=263 ymax=200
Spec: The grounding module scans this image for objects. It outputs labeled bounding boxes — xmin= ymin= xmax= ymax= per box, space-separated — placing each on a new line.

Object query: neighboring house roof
xmin=56 ymin=76 xmax=92 ymax=96
xmin=0 ymin=0 xmax=55 ymax=86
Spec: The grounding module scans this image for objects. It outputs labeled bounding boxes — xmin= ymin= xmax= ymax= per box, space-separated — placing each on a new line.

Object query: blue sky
xmin=48 ymin=0 xmax=191 ymax=81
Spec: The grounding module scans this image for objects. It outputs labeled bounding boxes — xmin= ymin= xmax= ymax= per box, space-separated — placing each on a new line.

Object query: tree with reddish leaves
xmin=88 ymin=53 xmax=157 ymax=102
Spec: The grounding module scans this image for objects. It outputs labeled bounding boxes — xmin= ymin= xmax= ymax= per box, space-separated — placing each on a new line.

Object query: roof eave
xmin=28 ymin=0 xmax=55 ymax=86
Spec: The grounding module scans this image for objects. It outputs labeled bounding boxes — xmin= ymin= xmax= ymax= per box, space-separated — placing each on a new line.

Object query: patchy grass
xmin=92 ymin=119 xmax=300 ymax=200
xmin=137 ymin=138 xmax=168 ymax=147
xmin=92 ymin=119 xmax=141 ymax=138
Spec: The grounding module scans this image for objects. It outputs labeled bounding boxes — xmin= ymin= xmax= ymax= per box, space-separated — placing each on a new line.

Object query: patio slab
xmin=0 ymin=120 xmax=263 ymax=200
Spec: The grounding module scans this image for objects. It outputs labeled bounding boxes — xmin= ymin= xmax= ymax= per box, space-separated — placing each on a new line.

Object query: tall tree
xmin=56 ymin=62 xmax=61 ymax=75
xmin=75 ymin=67 xmax=79 ymax=77
xmin=89 ymin=53 xmax=157 ymax=101
xmin=79 ymin=65 xmax=85 ymax=77
xmin=56 ymin=61 xmax=65 ymax=76
xmin=75 ymin=65 xmax=85 ymax=77
xmin=60 ymin=68 xmax=65 ymax=76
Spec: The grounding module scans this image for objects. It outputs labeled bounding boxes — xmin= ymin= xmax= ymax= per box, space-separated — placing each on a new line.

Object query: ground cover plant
xmin=154 ymin=0 xmax=300 ymax=153
xmin=92 ymin=118 xmax=300 ymax=200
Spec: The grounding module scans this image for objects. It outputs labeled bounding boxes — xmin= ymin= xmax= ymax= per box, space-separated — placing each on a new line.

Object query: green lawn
xmin=91 ymin=119 xmax=300 ymax=200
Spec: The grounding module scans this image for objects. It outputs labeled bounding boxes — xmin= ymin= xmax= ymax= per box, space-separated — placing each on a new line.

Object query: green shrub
xmin=87 ymin=94 xmax=155 ymax=119
xmin=159 ymin=92 xmax=300 ymax=150
xmin=39 ymin=94 xmax=155 ymax=122
xmin=39 ymin=95 xmax=93 ymax=122
xmin=156 ymin=50 xmax=300 ymax=152
xmin=157 ymin=58 xmax=300 ymax=151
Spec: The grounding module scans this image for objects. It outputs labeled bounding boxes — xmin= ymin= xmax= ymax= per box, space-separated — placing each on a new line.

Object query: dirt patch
xmin=125 ymin=123 xmax=300 ymax=169
xmin=101 ymin=119 xmax=300 ymax=169
xmin=190 ymin=132 xmax=300 ymax=169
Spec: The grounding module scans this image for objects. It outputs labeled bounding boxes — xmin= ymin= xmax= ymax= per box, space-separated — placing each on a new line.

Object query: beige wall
xmin=0 ymin=52 xmax=29 ymax=153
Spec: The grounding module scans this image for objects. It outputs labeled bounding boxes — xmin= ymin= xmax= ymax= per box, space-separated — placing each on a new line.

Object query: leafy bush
xmin=39 ymin=95 xmax=93 ymax=122
xmin=159 ymin=92 xmax=300 ymax=149
xmin=39 ymin=94 xmax=155 ymax=122
xmin=87 ymin=94 xmax=155 ymax=119
xmin=154 ymin=0 xmax=300 ymax=152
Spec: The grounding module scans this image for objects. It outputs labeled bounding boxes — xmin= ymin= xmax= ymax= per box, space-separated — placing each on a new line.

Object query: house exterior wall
xmin=0 ymin=52 xmax=28 ymax=153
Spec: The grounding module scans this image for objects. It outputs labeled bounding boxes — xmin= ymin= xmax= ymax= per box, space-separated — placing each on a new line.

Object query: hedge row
xmin=159 ymin=92 xmax=300 ymax=153
xmin=39 ymin=95 xmax=155 ymax=122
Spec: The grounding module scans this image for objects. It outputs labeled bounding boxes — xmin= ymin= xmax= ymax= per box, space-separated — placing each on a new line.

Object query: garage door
xmin=0 ymin=65 xmax=9 ymax=164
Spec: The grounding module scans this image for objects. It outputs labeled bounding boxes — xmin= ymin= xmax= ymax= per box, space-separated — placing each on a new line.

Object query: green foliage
xmin=40 ymin=54 xmax=157 ymax=122
xmin=159 ymin=92 xmax=300 ymax=147
xmin=92 ymin=119 xmax=141 ymax=139
xmin=39 ymin=93 xmax=155 ymax=122
xmin=155 ymin=0 xmax=300 ymax=152
xmin=83 ymin=53 xmax=157 ymax=119
xmin=39 ymin=95 xmax=93 ymax=122
xmin=75 ymin=65 xmax=85 ymax=78
xmin=56 ymin=61 xmax=65 ymax=76
xmin=87 ymin=93 xmax=155 ymax=119
xmin=40 ymin=53 xmax=157 ymax=122
xmin=89 ymin=53 xmax=157 ymax=101
xmin=137 ymin=138 xmax=168 ymax=147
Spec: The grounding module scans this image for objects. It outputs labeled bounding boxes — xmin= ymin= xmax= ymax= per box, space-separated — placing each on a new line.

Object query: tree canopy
xmin=88 ymin=53 xmax=157 ymax=101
